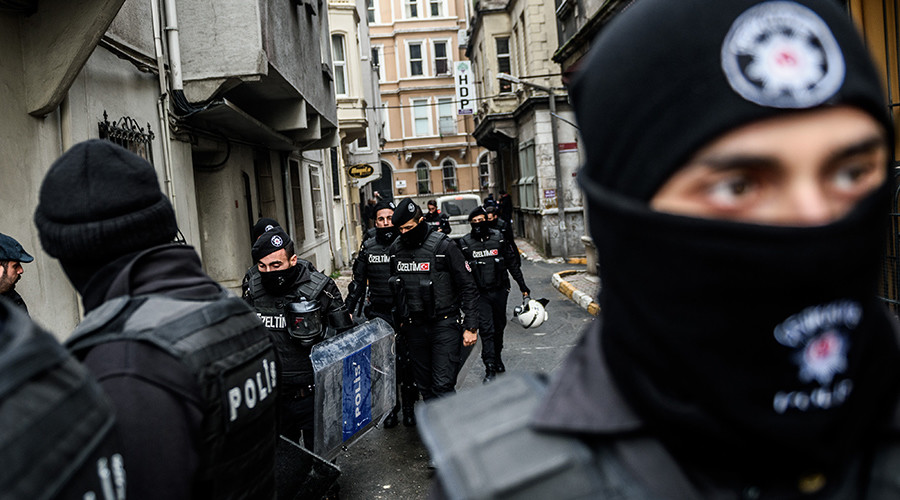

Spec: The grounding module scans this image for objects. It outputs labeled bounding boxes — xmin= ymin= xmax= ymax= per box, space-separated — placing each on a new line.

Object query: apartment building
xmin=0 ymin=0 xmax=339 ymax=335
xmin=466 ymin=0 xmax=582 ymax=258
xmin=368 ymin=0 xmax=489 ymax=207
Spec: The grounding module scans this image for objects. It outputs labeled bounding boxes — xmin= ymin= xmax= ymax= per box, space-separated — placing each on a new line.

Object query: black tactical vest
xmin=66 ymin=292 xmax=278 ymax=500
xmin=247 ymin=270 xmax=330 ymax=385
xmin=363 ymin=236 xmax=393 ymax=307
xmin=460 ymin=230 xmax=507 ymax=290
xmin=391 ymin=230 xmax=455 ymax=316
xmin=0 ymin=301 xmax=125 ymax=500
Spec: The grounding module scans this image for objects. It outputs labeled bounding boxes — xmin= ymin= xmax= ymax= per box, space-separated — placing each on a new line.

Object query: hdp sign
xmin=455 ymin=61 xmax=477 ymax=116
xmin=348 ymin=164 xmax=374 ymax=178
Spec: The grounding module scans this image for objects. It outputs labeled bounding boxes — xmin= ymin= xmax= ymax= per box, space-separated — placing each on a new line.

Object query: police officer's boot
xmin=402 ymin=406 xmax=416 ymax=427
xmin=494 ymin=355 xmax=506 ymax=373
xmin=483 ymin=362 xmax=497 ymax=384
xmin=384 ymin=406 xmax=399 ymax=428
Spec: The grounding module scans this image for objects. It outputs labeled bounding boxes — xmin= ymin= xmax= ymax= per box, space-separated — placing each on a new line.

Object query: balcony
xmin=178 ymin=0 xmax=338 ymax=150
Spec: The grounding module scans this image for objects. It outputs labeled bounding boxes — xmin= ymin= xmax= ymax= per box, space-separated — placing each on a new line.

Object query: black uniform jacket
xmin=76 ymin=244 xmax=223 ymax=500
xmin=529 ymin=321 xmax=900 ymax=499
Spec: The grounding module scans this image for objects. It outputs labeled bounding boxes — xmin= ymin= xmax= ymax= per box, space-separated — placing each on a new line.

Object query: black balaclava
xmin=393 ymin=198 xmax=428 ymax=247
xmin=468 ymin=206 xmax=490 ymax=239
xmin=252 ymin=228 xmax=300 ymax=296
xmin=572 ymin=0 xmax=900 ymax=484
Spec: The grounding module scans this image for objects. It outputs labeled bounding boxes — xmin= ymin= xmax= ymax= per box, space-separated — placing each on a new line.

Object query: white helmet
xmin=514 ymin=298 xmax=549 ymax=329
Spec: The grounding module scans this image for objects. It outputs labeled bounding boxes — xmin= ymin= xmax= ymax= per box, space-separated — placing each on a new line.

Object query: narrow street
xmin=333 ymin=256 xmax=595 ymax=499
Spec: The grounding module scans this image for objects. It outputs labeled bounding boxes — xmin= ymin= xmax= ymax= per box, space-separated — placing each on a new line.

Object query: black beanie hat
xmin=252 ymin=218 xmax=281 ymax=242
xmin=392 ymin=198 xmax=422 ymax=226
xmin=573 ymin=0 xmax=892 ymax=203
xmin=252 ymin=227 xmax=293 ymax=262
xmin=468 ymin=206 xmax=487 ymax=221
xmin=34 ymin=140 xmax=178 ymax=263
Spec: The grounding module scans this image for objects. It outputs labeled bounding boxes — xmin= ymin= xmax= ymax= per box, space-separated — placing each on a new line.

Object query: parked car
xmin=436 ymin=194 xmax=482 ymax=239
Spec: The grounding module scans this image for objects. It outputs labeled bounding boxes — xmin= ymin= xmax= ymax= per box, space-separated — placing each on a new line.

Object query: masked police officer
xmin=484 ymin=203 xmax=520 ymax=260
xmin=423 ymin=199 xmax=451 ymax=235
xmin=421 ymin=1 xmax=900 ymax=498
xmin=0 ymin=296 xmax=127 ymax=500
xmin=34 ymin=139 xmax=278 ymax=499
xmin=244 ymin=227 xmax=353 ymax=449
xmin=459 ymin=206 xmax=530 ymax=382
xmin=345 ymin=200 xmax=419 ymax=427
xmin=389 ymin=198 xmax=479 ymax=401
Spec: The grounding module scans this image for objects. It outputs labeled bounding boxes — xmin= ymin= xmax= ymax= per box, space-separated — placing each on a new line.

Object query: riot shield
xmin=311 ymin=318 xmax=396 ymax=459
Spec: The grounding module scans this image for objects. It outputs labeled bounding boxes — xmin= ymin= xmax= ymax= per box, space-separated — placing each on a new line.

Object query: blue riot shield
xmin=311 ymin=318 xmax=396 ymax=459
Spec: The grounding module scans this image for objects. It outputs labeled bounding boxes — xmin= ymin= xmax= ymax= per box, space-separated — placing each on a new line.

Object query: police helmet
xmin=286 ymin=300 xmax=325 ymax=346
xmin=513 ymin=298 xmax=549 ymax=329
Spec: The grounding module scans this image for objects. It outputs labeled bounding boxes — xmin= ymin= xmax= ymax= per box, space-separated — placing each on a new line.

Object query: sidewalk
xmin=551 ymin=270 xmax=600 ymax=316
xmin=515 ymin=238 xmax=600 ymax=316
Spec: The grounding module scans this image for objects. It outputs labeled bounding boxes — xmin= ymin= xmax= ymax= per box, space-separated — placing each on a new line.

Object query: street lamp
xmin=497 ymin=73 xmax=568 ymax=260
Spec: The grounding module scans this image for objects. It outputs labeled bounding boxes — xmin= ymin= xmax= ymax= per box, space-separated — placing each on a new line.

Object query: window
xmin=438 ymin=97 xmax=455 ymax=136
xmin=412 ymin=98 xmax=429 ymax=136
xmin=405 ymin=0 xmax=418 ymax=18
xmin=367 ymin=0 xmax=376 ymax=23
xmin=372 ymin=46 xmax=384 ymax=81
xmin=429 ymin=0 xmax=444 ymax=17
xmin=408 ymin=42 xmax=423 ymax=76
xmin=254 ymin=150 xmax=277 ymax=219
xmin=330 ymin=148 xmax=341 ymax=196
xmin=332 ymin=34 xmax=348 ymax=95
xmin=479 ymin=154 xmax=490 ymax=189
xmin=442 ymin=159 xmax=457 ymax=192
xmin=380 ymin=104 xmax=390 ymax=140
xmin=289 ymin=159 xmax=306 ymax=244
xmin=310 ymin=165 xmax=326 ymax=235
xmin=433 ymin=41 xmax=449 ymax=75
xmin=517 ymin=142 xmax=537 ymax=209
xmin=416 ymin=162 xmax=431 ymax=194
xmin=357 ymin=127 xmax=369 ymax=149
xmin=496 ymin=37 xmax=511 ymax=92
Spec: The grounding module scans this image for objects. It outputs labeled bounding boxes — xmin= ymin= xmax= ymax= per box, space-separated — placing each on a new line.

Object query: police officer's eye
xmin=707 ymin=175 xmax=757 ymax=206
xmin=833 ymin=162 xmax=877 ymax=191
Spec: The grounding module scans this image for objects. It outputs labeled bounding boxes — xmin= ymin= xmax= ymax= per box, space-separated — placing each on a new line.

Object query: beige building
xmin=0 ymin=0 xmax=339 ymax=336
xmin=467 ymin=0 xmax=582 ymax=258
xmin=368 ymin=0 xmax=490 ymax=207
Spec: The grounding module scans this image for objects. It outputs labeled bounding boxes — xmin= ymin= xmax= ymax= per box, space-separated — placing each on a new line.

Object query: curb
xmin=551 ymin=270 xmax=600 ymax=316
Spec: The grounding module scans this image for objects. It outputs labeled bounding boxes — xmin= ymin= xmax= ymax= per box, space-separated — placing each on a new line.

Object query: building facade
xmin=0 ymin=0 xmax=339 ymax=336
xmin=329 ymin=0 xmax=386 ymax=261
xmin=368 ymin=0 xmax=489 ymax=208
xmin=466 ymin=0 xmax=582 ymax=258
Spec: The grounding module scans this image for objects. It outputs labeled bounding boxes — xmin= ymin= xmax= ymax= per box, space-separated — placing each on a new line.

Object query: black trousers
xmin=403 ymin=315 xmax=462 ymax=400
xmin=280 ymin=384 xmax=315 ymax=450
xmin=477 ymin=288 xmax=509 ymax=365
xmin=368 ymin=306 xmax=419 ymax=411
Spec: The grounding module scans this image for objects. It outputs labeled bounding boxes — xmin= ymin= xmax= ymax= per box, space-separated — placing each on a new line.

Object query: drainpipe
xmin=151 ymin=0 xmax=177 ymax=214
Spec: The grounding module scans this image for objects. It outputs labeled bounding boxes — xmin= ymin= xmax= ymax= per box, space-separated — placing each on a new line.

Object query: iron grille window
xmin=98 ymin=111 xmax=154 ymax=163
